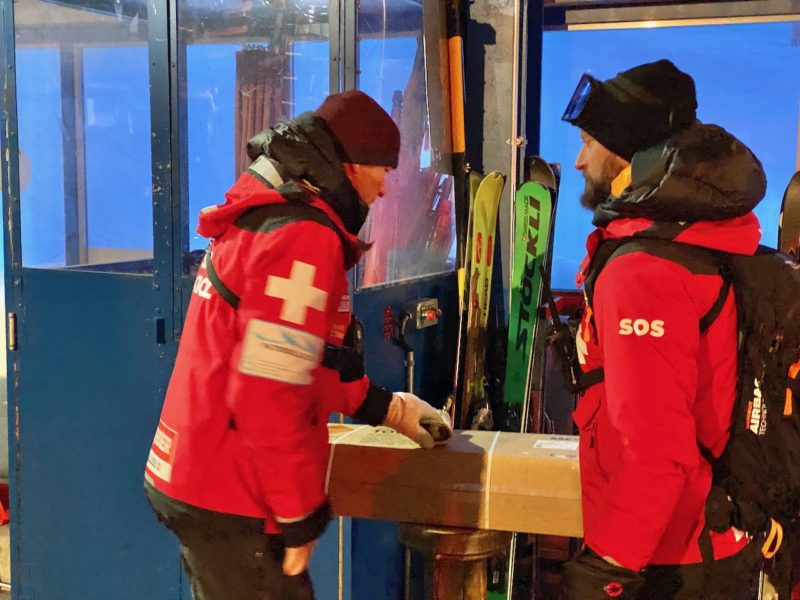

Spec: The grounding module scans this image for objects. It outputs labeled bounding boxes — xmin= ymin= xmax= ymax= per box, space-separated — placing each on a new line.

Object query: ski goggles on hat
xmin=561 ymin=73 xmax=601 ymax=124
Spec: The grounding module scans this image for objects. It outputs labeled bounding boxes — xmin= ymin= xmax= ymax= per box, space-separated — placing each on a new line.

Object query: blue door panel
xmin=350 ymin=272 xmax=457 ymax=600
xmin=14 ymin=269 xmax=181 ymax=599
xmin=351 ymin=519 xmax=404 ymax=600
xmin=310 ymin=518 xmax=350 ymax=600
xmin=354 ymin=273 xmax=457 ymax=401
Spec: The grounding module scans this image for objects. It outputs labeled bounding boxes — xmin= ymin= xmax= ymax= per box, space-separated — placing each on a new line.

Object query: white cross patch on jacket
xmin=265 ymin=261 xmax=328 ymax=325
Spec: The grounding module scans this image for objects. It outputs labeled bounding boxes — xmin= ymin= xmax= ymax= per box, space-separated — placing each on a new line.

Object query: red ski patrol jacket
xmin=572 ymin=123 xmax=767 ymax=571
xmin=145 ymin=149 xmax=391 ymax=544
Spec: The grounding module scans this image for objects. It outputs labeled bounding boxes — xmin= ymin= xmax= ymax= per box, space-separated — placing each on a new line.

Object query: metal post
xmin=507 ymin=0 xmax=523 ymax=319
xmin=397 ymin=310 xmax=415 ymax=600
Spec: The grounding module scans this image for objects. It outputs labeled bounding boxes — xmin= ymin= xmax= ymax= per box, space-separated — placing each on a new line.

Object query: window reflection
xmin=15 ymin=0 xmax=152 ymax=271
xmin=356 ymin=0 xmax=456 ymax=289
xmin=181 ymin=0 xmax=331 ymax=258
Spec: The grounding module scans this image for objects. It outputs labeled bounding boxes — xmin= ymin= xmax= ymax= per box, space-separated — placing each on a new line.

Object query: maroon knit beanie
xmin=316 ymin=90 xmax=401 ymax=168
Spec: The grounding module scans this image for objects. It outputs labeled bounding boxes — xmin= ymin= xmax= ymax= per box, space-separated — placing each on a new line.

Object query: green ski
xmin=501 ymin=164 xmax=554 ymax=430
xmin=488 ymin=157 xmax=557 ymax=600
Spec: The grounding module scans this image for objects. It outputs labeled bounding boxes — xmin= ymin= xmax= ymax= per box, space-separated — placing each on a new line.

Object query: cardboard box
xmin=326 ymin=424 xmax=583 ymax=538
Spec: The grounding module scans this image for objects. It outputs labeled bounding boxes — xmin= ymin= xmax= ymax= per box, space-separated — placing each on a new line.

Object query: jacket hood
xmin=197 ymin=172 xmax=281 ymax=240
xmin=591 ymin=121 xmax=765 ymax=255
xmin=245 ymin=112 xmax=369 ymax=236
xmin=196 ymin=173 xmax=363 ymax=270
xmin=594 ymin=122 xmax=766 ymax=227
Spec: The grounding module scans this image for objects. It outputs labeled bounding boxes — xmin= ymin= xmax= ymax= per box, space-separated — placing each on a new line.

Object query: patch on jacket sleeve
xmin=338 ymin=293 xmax=352 ymax=313
xmin=265 ymin=261 xmax=328 ymax=325
xmin=238 ymin=319 xmax=324 ymax=384
xmin=146 ymin=420 xmax=178 ymax=483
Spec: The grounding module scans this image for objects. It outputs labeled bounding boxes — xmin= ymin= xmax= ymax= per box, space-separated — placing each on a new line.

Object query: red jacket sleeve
xmin=317 ymin=371 xmax=393 ymax=425
xmin=316 ymin=369 xmax=369 ymax=417
xmin=590 ymin=252 xmax=703 ymax=570
xmin=224 ymin=220 xmax=344 ymax=546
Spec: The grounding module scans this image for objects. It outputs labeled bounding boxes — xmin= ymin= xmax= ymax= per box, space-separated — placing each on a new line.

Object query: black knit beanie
xmin=316 ymin=90 xmax=401 ymax=168
xmin=563 ymin=60 xmax=698 ymax=161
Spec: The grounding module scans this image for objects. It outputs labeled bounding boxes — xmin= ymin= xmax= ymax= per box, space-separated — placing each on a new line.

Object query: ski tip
xmin=485 ymin=170 xmax=507 ymax=183
xmin=779 ymin=170 xmax=800 ymax=255
xmin=475 ymin=171 xmax=507 ymax=198
xmin=783 ymin=170 xmax=800 ymax=206
xmin=468 ymin=169 xmax=484 ymax=198
xmin=468 ymin=166 xmax=484 ymax=180
xmin=786 ymin=170 xmax=800 ymax=195
xmin=525 ymin=156 xmax=557 ymax=190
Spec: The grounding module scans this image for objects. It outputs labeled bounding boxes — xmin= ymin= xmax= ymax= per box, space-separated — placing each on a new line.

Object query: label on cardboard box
xmin=340 ymin=426 xmax=421 ymax=449
xmin=328 ymin=424 xmax=421 ymax=449
xmin=533 ymin=439 xmax=579 ymax=451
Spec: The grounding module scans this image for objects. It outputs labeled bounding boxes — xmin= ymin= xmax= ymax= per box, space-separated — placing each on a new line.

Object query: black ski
xmin=779 ymin=170 xmax=800 ymax=259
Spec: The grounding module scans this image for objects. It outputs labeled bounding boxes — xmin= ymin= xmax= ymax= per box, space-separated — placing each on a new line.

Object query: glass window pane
xmin=356 ymin=1 xmax=457 ymax=289
xmin=84 ymin=47 xmax=153 ymax=265
xmin=541 ymin=21 xmax=800 ymax=289
xmin=16 ymin=48 xmax=65 ymax=267
xmin=186 ymin=43 xmax=238 ymax=253
xmin=181 ymin=2 xmax=331 ymax=265
xmin=15 ymin=0 xmax=153 ymax=272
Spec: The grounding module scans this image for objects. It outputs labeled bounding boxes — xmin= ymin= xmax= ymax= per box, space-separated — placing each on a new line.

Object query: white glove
xmin=382 ymin=392 xmax=453 ymax=449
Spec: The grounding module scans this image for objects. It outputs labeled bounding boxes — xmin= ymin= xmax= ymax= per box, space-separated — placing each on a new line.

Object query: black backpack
xmin=575 ymin=237 xmax=800 ymax=593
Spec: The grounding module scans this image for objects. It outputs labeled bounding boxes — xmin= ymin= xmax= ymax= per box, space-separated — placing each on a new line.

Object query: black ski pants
xmin=144 ymin=480 xmax=315 ymax=600
xmin=564 ymin=545 xmax=759 ymax=600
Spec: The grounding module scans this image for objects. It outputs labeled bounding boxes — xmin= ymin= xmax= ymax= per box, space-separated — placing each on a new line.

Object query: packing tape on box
xmin=325 ymin=425 xmax=369 ymax=494
xmin=483 ymin=431 xmax=502 ymax=529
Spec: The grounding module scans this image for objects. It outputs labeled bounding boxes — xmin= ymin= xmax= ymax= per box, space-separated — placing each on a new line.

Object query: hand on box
xmin=382 ymin=392 xmax=453 ymax=449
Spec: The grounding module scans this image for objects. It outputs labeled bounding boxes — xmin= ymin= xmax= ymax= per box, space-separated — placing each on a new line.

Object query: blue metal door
xmin=1 ymin=0 xmax=357 ymax=595
xmin=1 ymin=0 xmax=183 ymax=597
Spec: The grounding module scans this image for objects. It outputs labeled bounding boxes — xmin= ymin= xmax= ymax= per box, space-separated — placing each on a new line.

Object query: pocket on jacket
xmin=572 ymin=393 xmax=607 ymax=478
xmin=573 ymin=393 xmax=602 ymax=431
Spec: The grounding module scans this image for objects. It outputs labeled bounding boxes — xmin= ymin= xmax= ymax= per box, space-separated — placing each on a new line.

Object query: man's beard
xmin=579 ymin=175 xmax=611 ymax=211
xmin=579 ymin=156 xmax=623 ymax=211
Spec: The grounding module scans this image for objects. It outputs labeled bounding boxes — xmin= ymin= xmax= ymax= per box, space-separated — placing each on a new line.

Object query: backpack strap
xmin=200 ymin=197 xmax=356 ymax=375
xmin=699 ymin=269 xmax=731 ymax=334
xmin=203 ymin=246 xmax=240 ymax=309
xmin=580 ymin=368 xmax=605 ymax=390
xmin=582 ymin=239 xmax=630 ymax=316
xmin=580 ymin=237 xmax=732 ymax=393
xmin=204 ymin=200 xmax=345 ymax=310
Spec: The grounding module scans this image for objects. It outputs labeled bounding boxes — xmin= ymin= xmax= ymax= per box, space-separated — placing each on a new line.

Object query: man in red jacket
xmin=143 ymin=90 xmax=451 ymax=600
xmin=560 ymin=60 xmax=763 ymax=598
